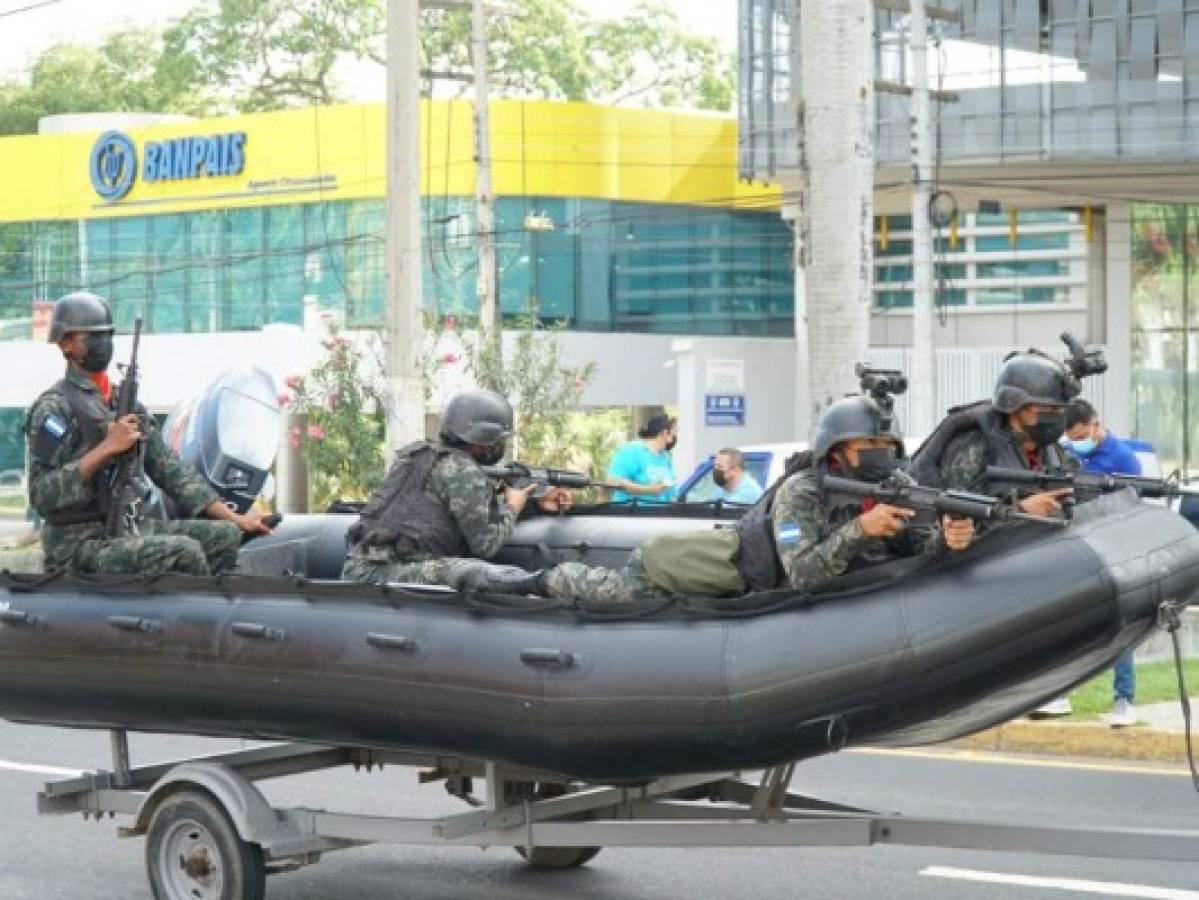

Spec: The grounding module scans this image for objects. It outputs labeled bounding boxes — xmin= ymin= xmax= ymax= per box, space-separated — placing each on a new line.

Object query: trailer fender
xmin=132 ymin=763 xmax=286 ymax=850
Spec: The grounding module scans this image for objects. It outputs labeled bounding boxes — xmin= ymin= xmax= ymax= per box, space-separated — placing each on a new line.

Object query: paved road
xmin=0 ymin=725 xmax=1198 ymax=899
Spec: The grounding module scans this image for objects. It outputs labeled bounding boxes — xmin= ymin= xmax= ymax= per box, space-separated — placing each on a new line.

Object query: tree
xmin=0 ymin=31 xmax=207 ymax=136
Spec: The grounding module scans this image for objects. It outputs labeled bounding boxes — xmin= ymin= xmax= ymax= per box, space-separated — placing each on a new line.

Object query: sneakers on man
xmin=1107 ymin=698 xmax=1136 ymax=728
xmin=1029 ymin=696 xmax=1073 ymax=718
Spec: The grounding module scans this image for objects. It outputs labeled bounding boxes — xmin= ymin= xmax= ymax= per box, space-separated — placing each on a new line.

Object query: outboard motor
xmin=163 ymin=366 xmax=281 ymax=513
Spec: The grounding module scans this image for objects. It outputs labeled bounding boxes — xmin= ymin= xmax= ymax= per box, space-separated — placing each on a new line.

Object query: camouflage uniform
xmin=770 ymin=468 xmax=939 ymax=593
xmin=543 ymin=468 xmax=941 ymax=604
xmin=938 ymin=429 xmax=1072 ymax=496
xmin=27 ymin=367 xmax=238 ymax=576
xmin=341 ymin=449 xmax=527 ymax=589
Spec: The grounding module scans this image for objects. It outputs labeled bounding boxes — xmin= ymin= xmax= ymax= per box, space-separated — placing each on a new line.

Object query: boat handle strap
xmin=366 ymin=632 xmax=418 ymax=652
xmin=232 ymin=622 xmax=287 ymax=642
xmin=520 ymin=648 xmax=575 ymax=668
xmin=0 ymin=608 xmax=45 ymax=630
xmin=108 ymin=615 xmax=162 ymax=635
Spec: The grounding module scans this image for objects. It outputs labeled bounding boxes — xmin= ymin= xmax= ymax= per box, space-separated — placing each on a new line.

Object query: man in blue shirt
xmin=1064 ymin=398 xmax=1141 ymax=727
xmin=607 ymin=414 xmax=677 ymax=503
xmin=712 ymin=447 xmax=763 ymax=504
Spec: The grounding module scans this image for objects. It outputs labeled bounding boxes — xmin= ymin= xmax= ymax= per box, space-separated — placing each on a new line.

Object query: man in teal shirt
xmin=607 ymin=414 xmax=677 ymax=503
xmin=712 ymin=447 xmax=763 ymax=504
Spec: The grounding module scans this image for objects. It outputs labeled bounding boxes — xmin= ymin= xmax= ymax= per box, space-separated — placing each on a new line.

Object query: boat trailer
xmin=35 ymin=730 xmax=1199 ymax=900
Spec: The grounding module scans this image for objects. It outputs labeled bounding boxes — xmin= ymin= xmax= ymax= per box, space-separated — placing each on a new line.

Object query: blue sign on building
xmin=89 ymin=130 xmax=248 ymax=202
xmin=704 ymin=394 xmax=745 ymax=427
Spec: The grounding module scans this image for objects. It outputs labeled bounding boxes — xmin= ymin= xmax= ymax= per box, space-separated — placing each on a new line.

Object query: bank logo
xmin=89 ymin=131 xmax=138 ymax=202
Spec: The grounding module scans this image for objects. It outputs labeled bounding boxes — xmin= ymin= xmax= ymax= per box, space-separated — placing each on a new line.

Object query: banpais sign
xmin=89 ymin=129 xmax=248 ymax=202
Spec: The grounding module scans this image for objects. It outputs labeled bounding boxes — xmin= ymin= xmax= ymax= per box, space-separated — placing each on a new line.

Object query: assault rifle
xmin=984 ymin=466 xmax=1199 ymax=503
xmin=822 ymin=475 xmax=1067 ymax=528
xmin=482 ymin=462 xmax=620 ymax=493
xmin=104 ymin=318 xmax=144 ymax=538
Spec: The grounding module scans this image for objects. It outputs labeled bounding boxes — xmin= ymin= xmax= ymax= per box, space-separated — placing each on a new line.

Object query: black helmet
xmin=439 ymin=389 xmax=514 ymax=446
xmin=812 ymin=396 xmax=904 ymax=462
xmin=992 ymin=351 xmax=1077 ymax=414
xmin=47 ymin=292 xmax=114 ymax=343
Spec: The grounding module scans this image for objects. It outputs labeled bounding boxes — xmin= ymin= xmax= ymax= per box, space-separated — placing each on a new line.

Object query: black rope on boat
xmin=1158 ymin=600 xmax=1199 ymax=793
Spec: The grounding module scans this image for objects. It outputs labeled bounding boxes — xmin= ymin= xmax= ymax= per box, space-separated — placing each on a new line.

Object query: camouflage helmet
xmin=439 ymin=389 xmax=514 ymax=447
xmin=47 ymin=292 xmax=114 ymax=343
xmin=992 ymin=351 xmax=1077 ymax=414
xmin=812 ymin=395 xmax=904 ymax=462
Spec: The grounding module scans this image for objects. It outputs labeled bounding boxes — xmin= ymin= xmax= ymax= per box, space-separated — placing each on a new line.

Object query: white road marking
xmin=0 ymin=759 xmax=84 ymax=777
xmin=922 ymin=866 xmax=1199 ymax=898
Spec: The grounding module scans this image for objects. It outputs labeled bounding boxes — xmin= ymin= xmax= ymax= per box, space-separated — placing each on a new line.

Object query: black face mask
xmin=665 ymin=437 xmax=677 ymax=452
xmin=848 ymin=446 xmax=896 ymax=483
xmin=713 ymin=469 xmax=729 ymax=488
xmin=1027 ymin=411 xmax=1066 ymax=448
xmin=78 ymin=332 xmax=114 ymax=373
xmin=473 ymin=444 xmax=505 ymax=466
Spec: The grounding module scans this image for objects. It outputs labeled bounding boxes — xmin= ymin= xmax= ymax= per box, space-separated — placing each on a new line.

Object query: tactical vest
xmin=733 ymin=451 xmax=811 ymax=592
xmin=907 ymin=400 xmax=1066 ymax=488
xmin=33 ymin=377 xmax=114 ymax=526
xmin=347 ymin=441 xmax=473 ymax=559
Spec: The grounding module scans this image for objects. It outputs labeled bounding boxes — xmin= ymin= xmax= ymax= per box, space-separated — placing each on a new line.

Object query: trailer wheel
xmin=145 ymin=790 xmax=266 ymax=900
xmin=515 ymin=845 xmax=602 ymax=869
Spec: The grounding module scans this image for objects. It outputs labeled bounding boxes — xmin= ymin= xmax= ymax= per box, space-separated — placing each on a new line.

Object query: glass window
xmin=226 ymin=207 xmax=265 ymax=330
xmin=1131 ymin=204 xmax=1187 ymax=330
xmin=149 ymin=215 xmax=186 ymax=333
xmin=976 ymin=260 xmax=1068 ymax=278
xmin=188 ymin=210 xmax=224 ymax=333
xmin=975 ymin=286 xmax=1068 ymax=305
xmin=975 ymin=210 xmax=1076 ymax=226
xmin=109 ymin=217 xmax=148 ymax=331
xmin=346 ymin=200 xmax=384 ymax=326
xmin=875 ymin=290 xmax=912 ymax=308
xmin=975 ymin=232 xmax=1070 ymax=252
xmin=876 ymin=239 xmax=912 ymax=257
xmin=305 ymin=202 xmax=348 ymax=316
xmin=0 ymin=223 xmax=32 ymax=325
xmin=265 ymin=205 xmax=304 ymax=326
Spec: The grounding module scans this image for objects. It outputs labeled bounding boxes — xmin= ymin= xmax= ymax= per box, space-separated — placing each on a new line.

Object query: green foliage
xmin=1067 ymin=658 xmax=1199 ymax=720
xmin=421 ymin=0 xmax=734 ymax=111
xmin=282 ymin=321 xmax=386 ymax=510
xmin=0 ymin=31 xmax=209 ymax=135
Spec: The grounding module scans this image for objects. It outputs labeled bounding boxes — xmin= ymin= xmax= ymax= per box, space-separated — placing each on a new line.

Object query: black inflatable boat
xmin=1 ymin=491 xmax=1196 ymax=781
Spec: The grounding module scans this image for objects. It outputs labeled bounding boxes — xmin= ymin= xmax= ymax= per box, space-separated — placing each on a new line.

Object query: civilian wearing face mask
xmin=606 ymin=413 xmax=678 ymax=504
xmin=1060 ymin=398 xmax=1141 ymax=728
xmin=711 ymin=447 xmax=764 ymax=504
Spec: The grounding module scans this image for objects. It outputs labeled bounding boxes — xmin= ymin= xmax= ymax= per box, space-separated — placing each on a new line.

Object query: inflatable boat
xmin=1 ymin=490 xmax=1197 ymax=781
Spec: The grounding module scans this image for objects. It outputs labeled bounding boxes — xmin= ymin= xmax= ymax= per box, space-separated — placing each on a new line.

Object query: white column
xmin=908 ymin=0 xmax=937 ymax=438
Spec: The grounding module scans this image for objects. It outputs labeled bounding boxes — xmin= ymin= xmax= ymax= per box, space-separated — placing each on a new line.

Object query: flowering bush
xmin=281 ymin=322 xmax=386 ymax=510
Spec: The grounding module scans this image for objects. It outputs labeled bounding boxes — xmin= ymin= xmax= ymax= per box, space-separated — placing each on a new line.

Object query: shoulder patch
xmin=775 ymin=521 xmax=803 ymax=547
xmin=43 ymin=416 xmax=67 ymax=439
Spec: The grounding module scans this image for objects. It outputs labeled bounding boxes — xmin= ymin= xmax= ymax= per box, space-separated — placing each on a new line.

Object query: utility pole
xmin=799 ymin=0 xmax=875 ymax=413
xmin=471 ymin=0 xmax=499 ymax=351
xmin=384 ymin=0 xmax=427 ymax=456
xmin=908 ymin=0 xmax=937 ymax=438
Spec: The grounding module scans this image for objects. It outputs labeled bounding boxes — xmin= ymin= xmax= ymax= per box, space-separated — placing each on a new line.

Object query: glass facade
xmin=872 ymin=210 xmax=1085 ymax=310
xmin=1130 ymin=204 xmax=1199 ymax=475
xmin=0 ymin=198 xmax=794 ymax=338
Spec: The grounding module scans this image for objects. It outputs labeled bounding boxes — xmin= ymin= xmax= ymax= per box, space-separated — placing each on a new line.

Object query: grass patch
xmin=1068 ymin=659 xmax=1199 ymax=719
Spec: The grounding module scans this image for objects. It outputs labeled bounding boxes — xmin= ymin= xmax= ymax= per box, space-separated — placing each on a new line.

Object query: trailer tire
xmin=145 ymin=789 xmax=267 ymax=900
xmin=515 ymin=845 xmax=602 ymax=869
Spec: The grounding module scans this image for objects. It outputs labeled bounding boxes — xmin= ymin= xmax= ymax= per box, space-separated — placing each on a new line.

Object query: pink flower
xmin=441 ymin=351 xmax=460 ymax=364
xmin=285 ymin=375 xmax=303 ymax=390
xmin=288 ymin=434 xmax=301 ymax=449
xmin=276 ymin=393 xmax=290 ymax=407
xmin=307 ymin=423 xmax=326 ymax=440
xmin=289 ymin=426 xmax=301 ymax=437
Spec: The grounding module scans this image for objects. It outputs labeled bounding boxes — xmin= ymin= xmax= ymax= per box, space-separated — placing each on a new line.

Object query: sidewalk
xmin=948 ymin=700 xmax=1199 ymax=764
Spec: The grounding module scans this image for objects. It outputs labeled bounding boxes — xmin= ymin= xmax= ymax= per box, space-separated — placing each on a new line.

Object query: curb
xmin=947 ymin=719 xmax=1193 ymax=764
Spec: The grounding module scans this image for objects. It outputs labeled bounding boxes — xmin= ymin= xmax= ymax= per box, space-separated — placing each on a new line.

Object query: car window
xmin=681 ymin=462 xmax=720 ymax=502
xmin=746 ymin=455 xmax=771 ymax=491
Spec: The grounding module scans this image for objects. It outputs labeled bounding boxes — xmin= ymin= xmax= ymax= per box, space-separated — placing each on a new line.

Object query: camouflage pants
xmin=341 ymin=555 xmax=540 ymax=594
xmin=47 ymin=519 xmax=241 ymax=577
xmin=540 ymin=549 xmax=670 ymax=604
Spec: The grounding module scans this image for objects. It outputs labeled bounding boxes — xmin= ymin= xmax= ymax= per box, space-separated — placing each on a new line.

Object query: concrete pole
xmin=384 ymin=0 xmax=427 ymax=457
xmin=799 ymin=0 xmax=875 ymax=413
xmin=782 ymin=171 xmax=812 ymax=440
xmin=908 ymin=0 xmax=937 ymax=437
xmin=471 ymin=0 xmax=499 ymax=349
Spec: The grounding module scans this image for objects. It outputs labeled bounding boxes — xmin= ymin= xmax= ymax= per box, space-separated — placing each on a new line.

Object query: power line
xmin=0 ymin=0 xmax=61 ymax=19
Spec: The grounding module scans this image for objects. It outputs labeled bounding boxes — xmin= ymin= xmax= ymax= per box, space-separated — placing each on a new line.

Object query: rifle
xmin=482 ymin=462 xmax=610 ymax=494
xmin=822 ymin=474 xmax=1067 ymax=528
xmin=984 ymin=466 xmax=1199 ymax=503
xmin=104 ymin=318 xmax=144 ymax=538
